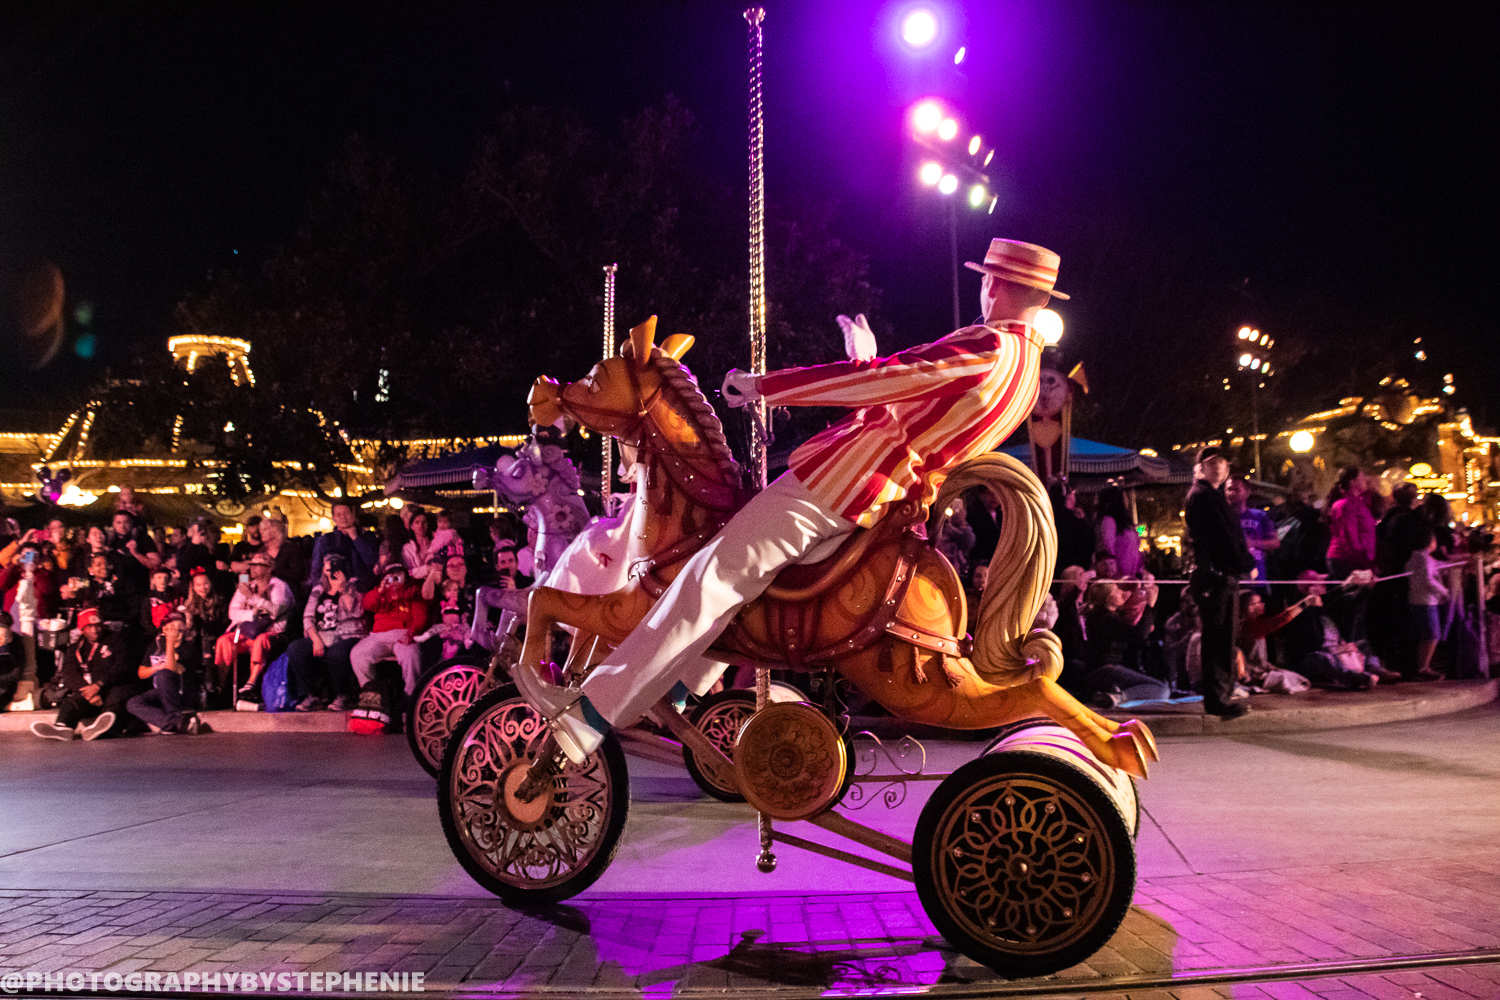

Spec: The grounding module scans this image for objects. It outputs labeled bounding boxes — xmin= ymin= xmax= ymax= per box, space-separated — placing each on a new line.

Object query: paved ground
xmin=1 ymin=704 xmax=1498 ymax=996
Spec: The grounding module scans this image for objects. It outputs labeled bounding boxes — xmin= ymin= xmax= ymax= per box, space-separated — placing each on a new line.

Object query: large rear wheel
xmin=911 ymin=750 xmax=1135 ymax=978
xmin=406 ymin=658 xmax=492 ymax=778
xmin=438 ymin=685 xmax=630 ymax=906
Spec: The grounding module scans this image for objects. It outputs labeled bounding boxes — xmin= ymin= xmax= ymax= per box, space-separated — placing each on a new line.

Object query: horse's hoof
xmin=1119 ymin=719 xmax=1159 ymax=762
xmin=1105 ymin=732 xmax=1149 ymax=780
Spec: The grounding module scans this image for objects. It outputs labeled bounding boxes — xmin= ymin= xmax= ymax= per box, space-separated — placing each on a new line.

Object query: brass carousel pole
xmin=601 ymin=263 xmax=618 ymax=517
xmin=745 ymin=5 xmax=776 ymax=875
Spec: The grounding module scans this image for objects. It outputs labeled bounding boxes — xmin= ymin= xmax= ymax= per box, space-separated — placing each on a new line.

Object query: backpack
xmin=260 ymin=652 xmax=297 ymax=712
xmin=347 ymin=678 xmax=396 ymax=735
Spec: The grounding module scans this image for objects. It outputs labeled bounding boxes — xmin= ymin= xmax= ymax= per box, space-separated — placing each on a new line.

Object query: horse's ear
xmin=661 ymin=334 xmax=694 ymax=360
xmin=628 ymin=316 xmax=657 ymax=362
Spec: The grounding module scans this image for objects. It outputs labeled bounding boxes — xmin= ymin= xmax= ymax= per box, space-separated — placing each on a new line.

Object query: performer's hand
xmin=721 ymin=370 xmax=761 ymax=409
xmin=837 ymin=313 xmax=877 ymax=362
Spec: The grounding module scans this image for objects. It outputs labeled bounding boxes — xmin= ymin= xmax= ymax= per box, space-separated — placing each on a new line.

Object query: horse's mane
xmin=647 ymin=349 xmax=741 ymax=483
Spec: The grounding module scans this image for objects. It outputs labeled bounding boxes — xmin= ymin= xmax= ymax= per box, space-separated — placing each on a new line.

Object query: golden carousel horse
xmin=522 ymin=317 xmax=1156 ymax=778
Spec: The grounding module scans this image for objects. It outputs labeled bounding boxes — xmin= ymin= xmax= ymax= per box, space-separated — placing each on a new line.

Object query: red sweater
xmin=363 ymin=582 xmax=429 ymax=637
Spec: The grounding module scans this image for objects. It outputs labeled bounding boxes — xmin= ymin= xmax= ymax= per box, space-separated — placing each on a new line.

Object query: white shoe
xmin=551 ymin=703 xmax=605 ymax=765
xmin=511 ymin=659 xmax=581 ymax=720
xmin=10 ymin=694 xmax=35 ymax=712
xmin=510 ymin=661 xmax=603 ymax=765
xmin=31 ymin=720 xmax=75 ymax=740
xmin=78 ymin=712 xmax=116 ymax=741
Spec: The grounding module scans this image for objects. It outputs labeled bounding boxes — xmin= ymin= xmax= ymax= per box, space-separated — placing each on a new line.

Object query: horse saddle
xmin=723 ymin=498 xmax=969 ymax=672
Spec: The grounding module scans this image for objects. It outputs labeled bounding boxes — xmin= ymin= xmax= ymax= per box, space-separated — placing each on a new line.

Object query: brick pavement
xmin=2 ymin=851 xmax=1498 ymax=997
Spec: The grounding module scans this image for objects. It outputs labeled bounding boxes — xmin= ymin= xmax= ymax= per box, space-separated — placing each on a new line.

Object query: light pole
xmin=911 ymin=98 xmax=995 ymax=329
xmin=1235 ymin=326 xmax=1275 ymax=480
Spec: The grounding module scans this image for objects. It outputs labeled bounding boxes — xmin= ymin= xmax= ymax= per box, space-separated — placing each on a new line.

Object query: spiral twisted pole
xmin=601 ymin=263 xmax=618 ymax=515
xmin=745 ymin=7 xmax=768 ymax=492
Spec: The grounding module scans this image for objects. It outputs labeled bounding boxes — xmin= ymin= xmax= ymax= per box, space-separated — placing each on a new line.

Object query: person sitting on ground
xmin=1162 ymin=591 xmax=1201 ymax=695
xmin=350 ymin=562 xmax=429 ymax=696
xmin=1235 ymin=590 xmax=1315 ymax=693
xmin=126 ymin=611 xmax=204 ymax=735
xmin=0 ymin=610 xmax=22 ymax=710
xmin=1076 ymin=581 xmax=1169 ymax=707
xmin=305 ymin=500 xmax=380 ymax=592
xmin=289 ymin=554 xmax=369 ymax=712
xmin=214 ymin=552 xmax=294 ymax=704
xmin=30 ymin=608 xmax=129 ymax=740
xmin=180 ymin=567 xmax=228 ymax=705
xmin=1279 ymin=570 xmax=1399 ymax=690
xmin=1406 ymin=523 xmax=1450 ymax=681
xmin=1052 ymin=565 xmax=1092 ymax=682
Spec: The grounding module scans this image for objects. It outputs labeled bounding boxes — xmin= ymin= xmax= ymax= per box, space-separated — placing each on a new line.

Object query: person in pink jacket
xmin=1325 ymin=466 xmax=1376 ymax=578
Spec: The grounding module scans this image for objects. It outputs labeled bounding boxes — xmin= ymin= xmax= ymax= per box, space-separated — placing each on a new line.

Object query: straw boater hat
xmin=964 ymin=239 xmax=1069 ymax=300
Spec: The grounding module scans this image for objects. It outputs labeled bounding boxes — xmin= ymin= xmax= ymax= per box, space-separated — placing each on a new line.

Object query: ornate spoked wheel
xmin=683 ymin=689 xmax=757 ymax=802
xmin=405 ymin=658 xmax=492 ymax=778
xmin=438 ymin=685 xmax=630 ymax=906
xmin=912 ymin=750 xmax=1135 ymax=978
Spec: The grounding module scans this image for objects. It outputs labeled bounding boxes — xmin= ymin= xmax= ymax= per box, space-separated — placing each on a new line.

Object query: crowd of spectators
xmin=0 ymin=489 xmax=533 ymax=740
xmin=941 ymin=461 xmax=1495 ymax=720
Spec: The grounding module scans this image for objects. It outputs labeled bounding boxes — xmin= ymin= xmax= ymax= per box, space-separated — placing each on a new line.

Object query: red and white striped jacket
xmin=760 ymin=321 xmax=1043 ymax=528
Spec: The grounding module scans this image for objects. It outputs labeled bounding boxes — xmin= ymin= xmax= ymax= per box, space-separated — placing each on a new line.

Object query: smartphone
xmin=239 ymin=573 xmax=251 ymax=584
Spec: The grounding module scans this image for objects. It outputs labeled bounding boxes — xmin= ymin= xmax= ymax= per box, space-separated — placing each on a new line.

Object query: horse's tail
xmin=930 ymin=453 xmax=1062 ymax=688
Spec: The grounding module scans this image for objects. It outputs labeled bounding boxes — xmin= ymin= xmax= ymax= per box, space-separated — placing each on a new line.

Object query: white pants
xmin=350 ymin=630 xmax=423 ymax=694
xmin=580 ymin=473 xmax=855 ymax=730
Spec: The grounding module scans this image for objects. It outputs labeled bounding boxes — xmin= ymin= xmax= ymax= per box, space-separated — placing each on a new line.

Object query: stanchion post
xmin=1475 ymin=553 xmax=1488 ymax=676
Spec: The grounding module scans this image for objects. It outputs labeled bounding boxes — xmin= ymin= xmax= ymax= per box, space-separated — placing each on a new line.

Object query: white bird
xmin=837 ymin=313 xmax=877 ymax=362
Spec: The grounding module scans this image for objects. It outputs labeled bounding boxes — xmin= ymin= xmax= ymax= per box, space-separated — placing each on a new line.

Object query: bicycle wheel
xmin=438 ymin=685 xmax=630 ymax=906
xmin=406 ymin=657 xmax=490 ymax=778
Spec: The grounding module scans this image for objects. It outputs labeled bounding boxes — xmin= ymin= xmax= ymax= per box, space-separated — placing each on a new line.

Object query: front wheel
xmin=406 ymin=657 xmax=492 ymax=778
xmin=911 ymin=750 xmax=1135 ymax=978
xmin=438 ymin=685 xmax=630 ymax=906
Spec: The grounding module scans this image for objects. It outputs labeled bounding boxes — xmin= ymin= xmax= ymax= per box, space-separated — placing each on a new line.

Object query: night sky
xmin=2 ymin=1 xmax=1494 ymax=430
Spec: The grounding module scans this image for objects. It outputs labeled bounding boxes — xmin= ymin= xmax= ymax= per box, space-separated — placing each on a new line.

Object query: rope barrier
xmin=1056 ymin=561 xmax=1475 ymax=588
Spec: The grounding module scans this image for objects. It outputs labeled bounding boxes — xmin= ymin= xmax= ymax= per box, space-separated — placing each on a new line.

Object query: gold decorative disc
xmin=733 ymin=702 xmax=846 ymax=821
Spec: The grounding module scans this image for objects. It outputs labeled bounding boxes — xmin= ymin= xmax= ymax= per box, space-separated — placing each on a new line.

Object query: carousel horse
xmin=491 ymin=435 xmax=594 ymax=579
xmin=520 ymin=317 xmax=1155 ymax=779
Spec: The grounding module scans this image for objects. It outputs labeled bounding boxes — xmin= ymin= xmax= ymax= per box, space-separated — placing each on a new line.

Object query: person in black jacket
xmin=1184 ymin=446 xmax=1256 ymax=718
xmin=29 ymin=608 xmax=138 ymax=740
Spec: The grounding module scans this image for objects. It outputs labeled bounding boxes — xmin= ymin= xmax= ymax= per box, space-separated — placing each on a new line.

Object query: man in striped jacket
xmin=518 ymin=239 xmax=1067 ymax=764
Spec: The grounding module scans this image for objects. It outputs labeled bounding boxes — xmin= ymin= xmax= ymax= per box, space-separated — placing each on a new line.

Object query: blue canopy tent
xmin=999 ymin=437 xmax=1171 ymax=487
